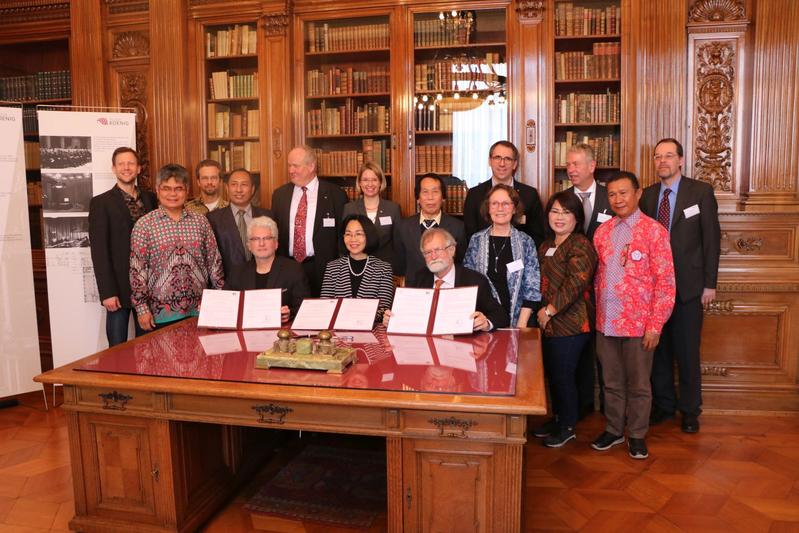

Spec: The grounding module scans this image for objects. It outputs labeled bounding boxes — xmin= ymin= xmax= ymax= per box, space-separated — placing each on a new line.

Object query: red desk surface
xmin=77 ymin=319 xmax=520 ymax=396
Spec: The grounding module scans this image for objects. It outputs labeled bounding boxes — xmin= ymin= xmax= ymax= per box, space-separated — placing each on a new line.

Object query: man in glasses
xmin=592 ymin=171 xmax=675 ymax=460
xmin=641 ymin=138 xmax=721 ymax=434
xmin=185 ymin=159 xmax=228 ymax=215
xmin=385 ymin=227 xmax=507 ymax=332
xmin=89 ymin=147 xmax=157 ymax=346
xmin=130 ymin=164 xmax=224 ymax=332
xmin=207 ymin=168 xmax=273 ymax=278
xmin=463 ymin=140 xmax=545 ymax=247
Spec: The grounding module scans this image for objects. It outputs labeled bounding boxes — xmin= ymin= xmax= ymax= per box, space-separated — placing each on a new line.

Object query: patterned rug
xmin=245 ymin=444 xmax=387 ymax=528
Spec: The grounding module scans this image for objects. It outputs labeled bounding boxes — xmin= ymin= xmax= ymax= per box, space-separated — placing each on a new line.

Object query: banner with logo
xmin=0 ymin=106 xmax=41 ymax=396
xmin=37 ymin=109 xmax=136 ymax=368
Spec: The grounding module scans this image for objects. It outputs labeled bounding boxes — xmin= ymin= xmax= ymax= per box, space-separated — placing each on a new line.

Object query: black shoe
xmin=628 ymin=438 xmax=649 ymax=459
xmin=681 ymin=414 xmax=700 ymax=433
xmin=649 ymin=406 xmax=675 ymax=425
xmin=531 ymin=418 xmax=558 ymax=438
xmin=591 ymin=431 xmax=625 ymax=451
xmin=543 ymin=427 xmax=576 ymax=448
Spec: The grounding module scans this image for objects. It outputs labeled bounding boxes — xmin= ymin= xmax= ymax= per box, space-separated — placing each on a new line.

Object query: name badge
xmin=379 ymin=215 xmax=392 ymax=225
xmin=507 ymin=259 xmax=524 ymax=273
xmin=684 ymin=204 xmax=700 ymax=218
xmin=597 ymin=212 xmax=612 ymax=223
xmin=630 ymin=250 xmax=643 ymax=262
xmin=323 ymin=217 xmax=336 ymax=228
xmin=545 ymin=247 xmax=557 ymax=257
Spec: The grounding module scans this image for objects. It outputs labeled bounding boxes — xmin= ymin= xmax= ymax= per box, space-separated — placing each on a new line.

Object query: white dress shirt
xmin=288 ymin=177 xmax=319 ymax=257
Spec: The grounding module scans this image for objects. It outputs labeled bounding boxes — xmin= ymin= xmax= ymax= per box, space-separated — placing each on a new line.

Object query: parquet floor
xmin=1 ymin=389 xmax=798 ymax=532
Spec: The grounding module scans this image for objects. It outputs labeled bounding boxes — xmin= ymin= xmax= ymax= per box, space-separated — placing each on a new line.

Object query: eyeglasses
xmin=550 ymin=208 xmax=573 ymax=216
xmin=489 ymin=201 xmax=513 ymax=209
xmin=198 ymin=176 xmax=220 ymax=182
xmin=248 ymin=236 xmax=276 ymax=243
xmin=344 ymin=231 xmax=366 ymax=239
xmin=653 ymin=153 xmax=679 ymax=161
xmin=490 ymin=155 xmax=516 ymax=164
xmin=159 ymin=185 xmax=186 ymax=194
xmin=422 ymin=244 xmax=453 ymax=258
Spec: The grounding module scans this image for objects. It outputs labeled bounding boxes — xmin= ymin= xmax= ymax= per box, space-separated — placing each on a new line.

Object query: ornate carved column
xmin=685 ymin=0 xmax=749 ymax=210
xmin=148 ymin=0 xmax=189 ymax=170
xmin=70 ymin=0 xmax=106 ymax=106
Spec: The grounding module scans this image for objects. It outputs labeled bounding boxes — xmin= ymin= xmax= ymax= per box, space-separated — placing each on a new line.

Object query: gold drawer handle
xmin=98 ymin=391 xmax=132 ymax=411
xmin=252 ymin=403 xmax=293 ymax=424
xmin=428 ymin=416 xmax=477 ymax=438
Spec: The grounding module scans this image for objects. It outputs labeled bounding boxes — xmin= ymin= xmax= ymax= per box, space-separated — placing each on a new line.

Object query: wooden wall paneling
xmin=685 ymin=0 xmax=750 ymax=211
xmin=70 ymin=0 xmax=107 ymax=107
xmin=149 ymin=0 xmax=190 ymax=171
xmin=516 ymin=1 xmax=549 ymax=199
xmin=745 ymin=0 xmax=799 ymax=209
xmin=0 ymin=2 xmax=70 ymax=45
xmin=392 ymin=5 xmax=411 ymax=216
xmin=631 ymin=0 xmax=687 ymax=187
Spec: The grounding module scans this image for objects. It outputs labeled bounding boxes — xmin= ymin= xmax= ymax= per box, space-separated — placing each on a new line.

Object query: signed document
xmin=241 ymin=289 xmax=282 ymax=329
xmin=333 ymin=298 xmax=379 ymax=331
xmin=432 ymin=286 xmax=477 ymax=335
xmin=386 ymin=288 xmax=434 ymax=334
xmin=291 ymin=298 xmax=339 ymax=330
xmin=197 ymin=290 xmax=239 ymax=329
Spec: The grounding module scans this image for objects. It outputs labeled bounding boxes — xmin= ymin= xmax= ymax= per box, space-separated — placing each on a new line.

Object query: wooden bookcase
xmin=553 ymin=0 xmax=622 ymax=191
xmin=202 ymin=22 xmax=261 ymax=175
xmin=299 ymin=13 xmax=393 ymax=202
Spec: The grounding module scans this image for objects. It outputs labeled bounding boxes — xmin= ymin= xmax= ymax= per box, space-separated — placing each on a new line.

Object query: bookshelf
xmin=301 ymin=15 xmax=393 ymax=202
xmin=202 ymin=22 xmax=261 ymax=175
xmin=0 ymin=38 xmax=72 ymax=249
xmin=553 ymin=0 xmax=622 ymax=191
xmin=412 ymin=8 xmax=508 ymax=215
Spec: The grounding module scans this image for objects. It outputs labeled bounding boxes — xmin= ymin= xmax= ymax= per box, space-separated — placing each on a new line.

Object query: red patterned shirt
xmin=593 ymin=209 xmax=675 ymax=337
xmin=130 ymin=207 xmax=224 ymax=324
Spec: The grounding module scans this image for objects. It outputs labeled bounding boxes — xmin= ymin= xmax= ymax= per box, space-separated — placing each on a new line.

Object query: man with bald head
xmin=271 ymin=145 xmax=348 ymax=295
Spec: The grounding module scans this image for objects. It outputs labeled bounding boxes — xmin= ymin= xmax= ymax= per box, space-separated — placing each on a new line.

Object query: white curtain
xmin=452 ymin=100 xmax=507 ymax=187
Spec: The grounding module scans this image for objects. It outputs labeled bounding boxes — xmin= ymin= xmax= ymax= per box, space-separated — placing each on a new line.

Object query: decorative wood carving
xmin=515 ymin=0 xmax=545 ymax=23
xmin=701 ymin=365 xmax=729 ymax=376
xmin=704 ymin=299 xmax=734 ymax=313
xmin=112 ymin=31 xmax=149 ymax=58
xmin=105 ymin=0 xmax=148 ymax=15
xmin=733 ymin=236 xmax=763 ymax=253
xmin=263 ymin=11 xmax=289 ymax=36
xmin=119 ymin=72 xmax=151 ymax=189
xmin=718 ymin=283 xmax=799 ymax=293
xmin=689 ymin=0 xmax=745 ymax=23
xmin=0 ymin=1 xmax=69 ymax=22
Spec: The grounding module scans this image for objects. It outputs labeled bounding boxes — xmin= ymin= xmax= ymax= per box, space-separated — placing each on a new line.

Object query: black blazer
xmin=271 ymin=179 xmax=348 ymax=284
xmin=408 ymin=265 xmax=510 ymax=330
xmin=207 ymin=205 xmax=274 ymax=278
xmin=224 ymin=256 xmax=310 ymax=318
xmin=641 ymin=176 xmax=721 ymax=303
xmin=393 ymin=213 xmax=466 ymax=287
xmin=88 ymin=186 xmax=157 ymax=308
xmin=463 ymin=178 xmax=546 ymax=247
xmin=342 ymin=197 xmax=402 ymax=271
xmin=567 ymin=182 xmax=613 ymax=241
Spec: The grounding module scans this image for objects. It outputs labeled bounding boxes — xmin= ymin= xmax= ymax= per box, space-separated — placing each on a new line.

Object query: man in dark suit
xmin=463 ymin=140 xmax=545 ymax=247
xmin=394 ymin=173 xmax=466 ymax=287
xmin=385 ymin=227 xmax=508 ymax=331
xmin=271 ymin=145 xmax=348 ymax=296
xmin=207 ymin=168 xmax=273 ymax=279
xmin=565 ymin=143 xmax=613 ymax=419
xmin=641 ymin=138 xmax=721 ymax=433
xmin=88 ymin=146 xmax=157 ymax=347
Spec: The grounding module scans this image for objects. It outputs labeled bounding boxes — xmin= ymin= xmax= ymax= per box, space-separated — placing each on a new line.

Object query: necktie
xmin=577 ymin=191 xmax=592 ymax=232
xmin=434 ymin=278 xmax=444 ymax=289
xmin=293 ymin=186 xmax=308 ymax=262
xmin=423 ymin=219 xmax=436 ymax=229
xmin=657 ymin=189 xmax=671 ymax=230
xmin=237 ymin=209 xmax=251 ymax=261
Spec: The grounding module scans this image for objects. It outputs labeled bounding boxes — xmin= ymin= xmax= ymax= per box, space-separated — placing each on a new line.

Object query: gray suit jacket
xmin=393 ymin=213 xmax=466 ymax=287
xmin=342 ymin=197 xmax=401 ymax=271
xmin=567 ymin=182 xmax=612 ymax=241
xmin=207 ymin=205 xmax=274 ymax=279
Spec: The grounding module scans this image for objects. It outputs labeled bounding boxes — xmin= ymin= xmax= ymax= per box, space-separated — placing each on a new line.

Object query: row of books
xmin=305 ymin=99 xmax=390 ymax=136
xmin=555 ymin=43 xmax=621 ymax=81
xmin=555 ymin=3 xmax=621 ymax=37
xmin=206 ymin=24 xmax=257 ymax=57
xmin=554 ymin=132 xmax=619 ymax=167
xmin=27 ymin=181 xmax=43 ymax=207
xmin=416 ymin=145 xmax=452 ymax=175
xmin=413 ymin=18 xmax=473 ymax=47
xmin=415 ymin=100 xmax=478 ymax=132
xmin=208 ymin=141 xmax=260 ymax=173
xmin=0 ymin=70 xmax=71 ymax=101
xmin=306 ymin=65 xmax=389 ymax=96
xmin=414 ymin=54 xmax=503 ymax=92
xmin=313 ymin=139 xmax=391 ymax=177
xmin=444 ymin=184 xmax=468 ymax=215
xmin=306 ymin=22 xmax=390 ymax=53
xmin=207 ymin=103 xmax=259 ymax=139
xmin=556 ymin=90 xmax=620 ymax=124
xmin=22 ymin=107 xmax=38 ymax=134
xmin=208 ymin=71 xmax=258 ymax=100
xmin=24 ymin=141 xmax=40 ymax=169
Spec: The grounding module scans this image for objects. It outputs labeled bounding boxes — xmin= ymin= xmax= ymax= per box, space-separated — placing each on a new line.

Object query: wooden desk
xmin=35 ymin=321 xmax=545 ymax=533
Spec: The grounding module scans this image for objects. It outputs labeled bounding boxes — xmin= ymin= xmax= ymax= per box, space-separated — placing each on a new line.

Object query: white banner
xmin=37 ymin=110 xmax=136 ymax=368
xmin=0 ymin=106 xmax=41 ymax=396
